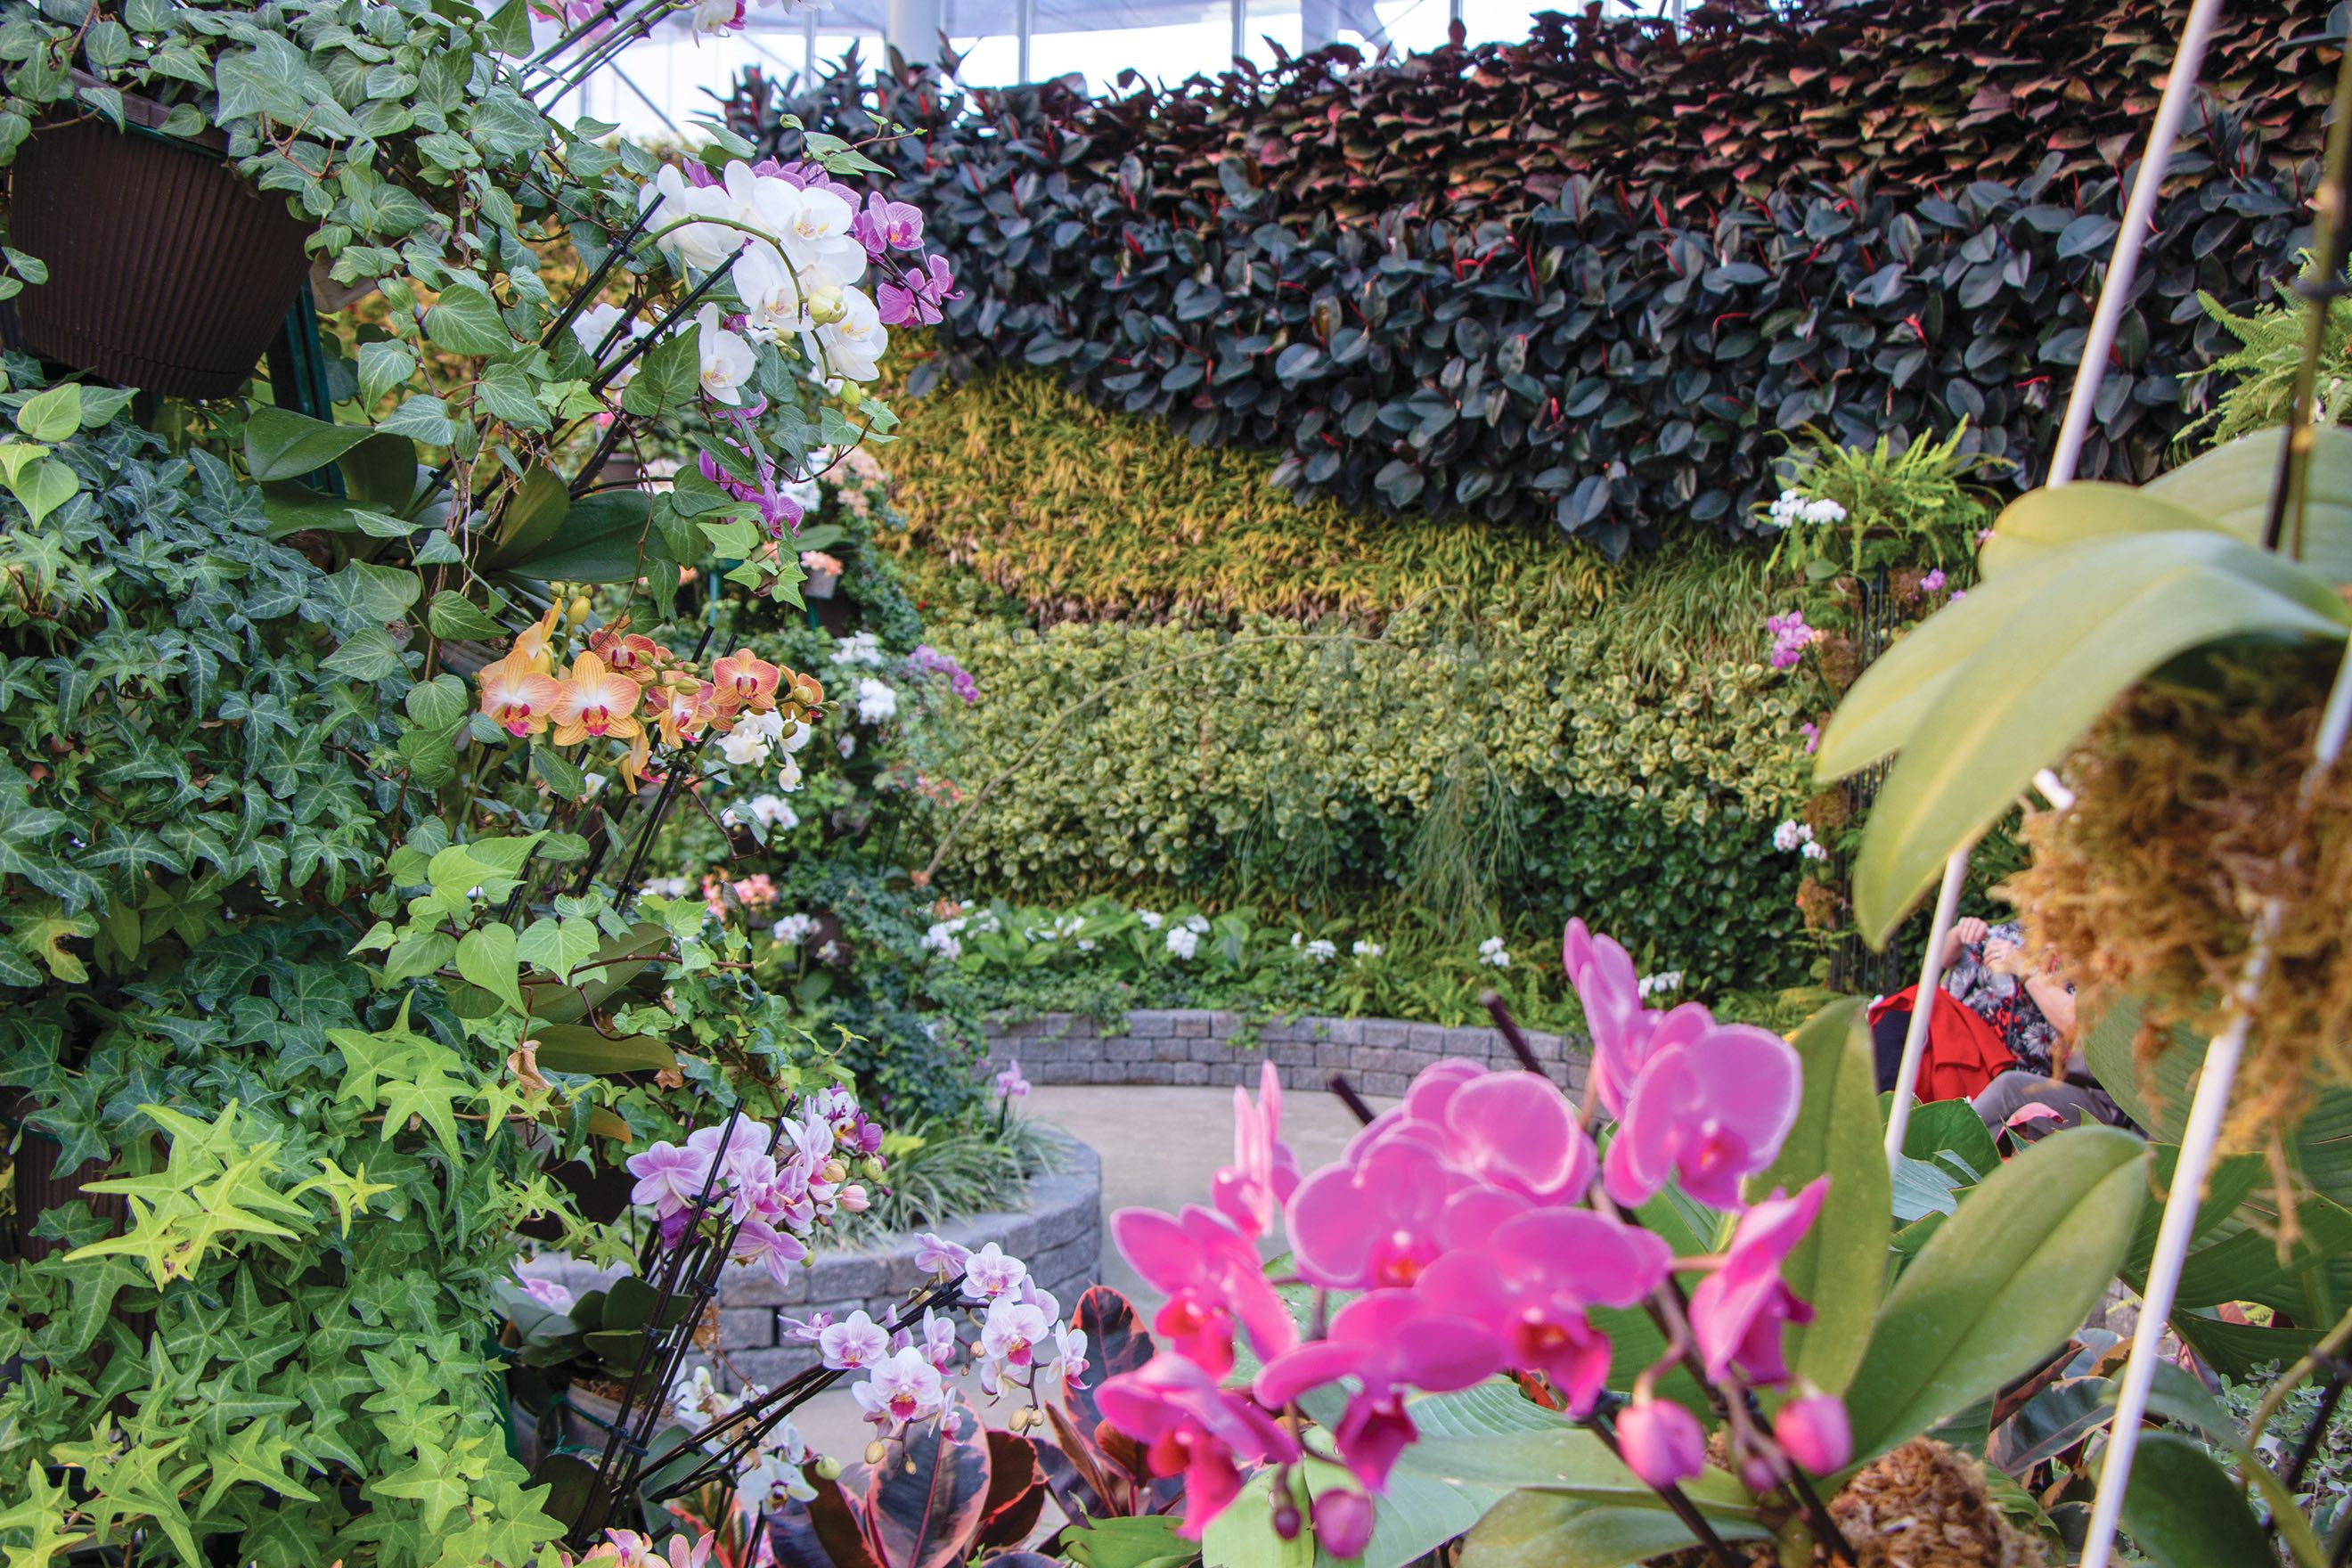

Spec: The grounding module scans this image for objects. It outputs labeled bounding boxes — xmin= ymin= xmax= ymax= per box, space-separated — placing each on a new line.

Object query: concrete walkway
xmin=779 ymin=1082 xmax=1386 ymax=1458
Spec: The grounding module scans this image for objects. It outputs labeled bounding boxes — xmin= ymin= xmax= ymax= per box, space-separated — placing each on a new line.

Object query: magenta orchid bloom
xmin=1564 ymin=919 xmax=1651 ymax=1115
xmin=1097 ymin=1353 xmax=1303 ymax=1539
xmin=1686 ymin=1178 xmax=1827 ymax=1385
xmin=1286 ymin=1132 xmax=1466 ymax=1289
xmin=1423 ymin=1068 xmax=1596 ymax=1204
xmin=1416 ymin=1207 xmax=1670 ymax=1415
xmin=1254 ymin=1290 xmax=1501 ymax=1491
xmin=878 ymin=254 xmax=957 ymax=327
xmin=1601 ymin=1021 xmax=1803 ymax=1210
xmin=625 ymin=1140 xmax=714 ymax=1217
xmin=1211 ymin=1060 xmax=1301 ymax=1238
xmin=1113 ymin=1204 xmax=1298 ymax=1376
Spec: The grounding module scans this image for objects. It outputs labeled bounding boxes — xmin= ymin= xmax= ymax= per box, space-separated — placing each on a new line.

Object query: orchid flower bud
xmin=1615 ymin=1396 xmax=1706 ymax=1491
xmin=809 ymin=286 xmax=847 ymax=326
xmin=1773 ymin=1391 xmax=1852 ymax=1476
xmin=1312 ymin=1489 xmax=1375 ymax=1559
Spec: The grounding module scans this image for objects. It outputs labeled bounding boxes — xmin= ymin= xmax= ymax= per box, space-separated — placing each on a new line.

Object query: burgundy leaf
xmin=1041 ymin=1402 xmax=1119 ymax=1519
xmin=771 ymin=1467 xmax=884 ymax=1568
xmin=976 ymin=1431 xmax=1047 ymax=1549
xmin=865 ymin=1396 xmax=994 ymax=1568
xmin=1066 ymin=1286 xmax=1155 ymax=1434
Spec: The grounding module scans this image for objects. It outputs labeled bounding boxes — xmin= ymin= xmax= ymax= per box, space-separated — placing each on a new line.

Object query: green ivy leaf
xmin=456 ymin=922 xmax=526 ymax=1015
xmin=244 ymin=407 xmax=375 ymax=483
xmin=423 ymin=281 xmax=513 ymax=358
xmin=618 ymin=324 xmax=700 ymax=419
xmin=14 ymin=382 xmax=81 ymax=443
xmin=426 ymin=590 xmax=508 ymax=641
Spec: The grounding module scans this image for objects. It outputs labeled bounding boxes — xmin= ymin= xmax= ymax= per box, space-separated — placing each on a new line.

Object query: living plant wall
xmin=728 ymin=0 xmax=2330 ymax=556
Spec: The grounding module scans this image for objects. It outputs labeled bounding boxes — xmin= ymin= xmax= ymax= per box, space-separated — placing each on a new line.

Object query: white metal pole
xmin=2055 ymin=0 xmax=2265 ymax=1561
xmin=1230 ymin=0 xmax=1245 ymax=63
xmin=886 ymin=0 xmax=944 ymax=64
xmin=1878 ymin=0 xmax=2225 ymax=1178
xmin=1015 ymin=0 xmax=1030 ymax=82
xmin=802 ymin=7 xmax=816 ymax=81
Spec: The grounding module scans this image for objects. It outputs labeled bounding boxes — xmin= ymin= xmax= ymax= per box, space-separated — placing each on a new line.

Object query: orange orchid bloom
xmin=478 ymin=649 xmax=564 ymax=739
xmin=710 ymin=649 xmax=782 ymax=716
xmin=617 ymin=729 xmax=654 ymax=792
xmin=511 ymin=602 xmax=564 ymax=674
xmin=589 ymin=620 xmax=664 ymax=686
xmin=550 ymin=651 xmax=643 ymax=746
xmin=656 ymin=682 xmax=715 ymax=749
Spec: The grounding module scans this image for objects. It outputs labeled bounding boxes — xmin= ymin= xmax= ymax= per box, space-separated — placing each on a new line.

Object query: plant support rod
xmin=1877 ymin=0 xmax=2225 ymax=1172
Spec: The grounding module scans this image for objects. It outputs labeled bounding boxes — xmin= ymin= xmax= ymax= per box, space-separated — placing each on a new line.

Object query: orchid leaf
xmin=1842 ymin=1126 xmax=2145 ymax=1462
xmin=1849 ymin=532 xmax=2349 ymax=942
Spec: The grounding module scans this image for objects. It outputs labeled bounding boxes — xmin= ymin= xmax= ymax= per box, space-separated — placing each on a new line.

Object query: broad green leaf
xmin=405 ymin=674 xmax=470 ymax=731
xmin=1811 ymin=552 xmax=2050 ymax=782
xmin=5 ymin=455 xmax=77 ymax=527
xmin=2171 ymin=1312 xmax=2319 ymax=1381
xmin=323 ymin=627 xmax=404 ymax=682
xmin=1850 ymin=534 xmax=2350 ymax=941
xmin=2146 ymin=425 xmax=2352 ymax=588
xmin=618 ymin=324 xmax=700 ymax=419
xmin=2118 ymin=1433 xmax=2273 ymax=1568
xmin=2118 ymin=1140 xmax=2265 ymax=1281
xmin=426 ymin=590 xmax=507 ymax=641
xmin=516 ymin=914 xmax=600 ymax=976
xmin=423 ymin=281 xmax=513 ymax=357
xmin=357 ymin=339 xmax=418 ymax=407
xmin=1202 ymin=1472 xmax=1314 ymax=1568
xmin=1842 ymin=1125 xmax=2145 ymax=1460
xmin=528 ymin=1024 xmax=675 ymax=1076
xmin=380 ymin=394 xmax=457 ymax=445
xmin=244 ymin=406 xmax=374 ymax=483
xmin=500 ymin=488 xmax=654 ymax=583
xmin=475 ymin=361 xmax=551 ymax=431
xmin=1748 ymin=999 xmax=1887 ymax=1396
xmin=1976 ymin=481 xmax=2217 ymax=577
xmin=1458 ymin=1491 xmax=1768 ymax=1568
xmin=456 ymin=923 xmax=525 ymax=1015
xmin=481 ymin=465 xmax=571 ymax=570
xmin=14 ymin=382 xmax=80 ymax=442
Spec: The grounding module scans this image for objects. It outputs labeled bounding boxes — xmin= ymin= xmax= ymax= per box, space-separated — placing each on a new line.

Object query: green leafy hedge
xmin=739 ymin=0 xmax=2326 ymax=554
xmin=916 ymin=599 xmax=1822 ymax=991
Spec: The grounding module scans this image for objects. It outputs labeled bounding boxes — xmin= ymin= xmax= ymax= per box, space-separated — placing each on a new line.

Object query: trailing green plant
xmin=1761 ymin=423 xmax=2001 ymax=580
xmin=737 ymin=8 xmax=2319 ymax=555
xmin=0 ymin=395 xmax=575 ymax=1564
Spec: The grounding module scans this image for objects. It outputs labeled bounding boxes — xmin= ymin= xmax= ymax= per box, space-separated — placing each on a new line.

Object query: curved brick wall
xmin=984 ymin=1009 xmax=1591 ymax=1100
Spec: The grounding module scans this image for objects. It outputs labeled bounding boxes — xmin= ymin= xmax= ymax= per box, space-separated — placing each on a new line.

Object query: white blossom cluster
xmin=1764 ymin=489 xmax=1850 ymax=530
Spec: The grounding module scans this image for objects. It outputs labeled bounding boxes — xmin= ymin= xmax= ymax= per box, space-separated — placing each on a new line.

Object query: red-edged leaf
xmin=770 ymin=1466 xmax=882 ymax=1568
xmin=977 ymin=1431 xmax=1047 ymax=1549
xmin=864 ymin=1396 xmax=993 ymax=1568
xmin=1067 ymin=1286 xmax=1155 ymax=1433
xmin=1041 ymin=1403 xmax=1117 ymax=1518
xmin=981 ymin=1556 xmax=1063 ymax=1568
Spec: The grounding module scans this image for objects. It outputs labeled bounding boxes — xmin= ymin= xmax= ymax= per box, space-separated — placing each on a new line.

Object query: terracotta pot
xmin=11 ymin=109 xmax=313 ymax=398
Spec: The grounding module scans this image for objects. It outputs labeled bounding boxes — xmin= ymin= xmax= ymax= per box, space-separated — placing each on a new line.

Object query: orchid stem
xmin=1327 ymin=1073 xmax=1377 ymax=1126
xmin=1590 ymin=1410 xmax=1743 ymax=1568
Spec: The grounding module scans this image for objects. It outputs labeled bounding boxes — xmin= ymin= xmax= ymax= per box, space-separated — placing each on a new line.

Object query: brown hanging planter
xmin=8 ymin=99 xmax=314 ymax=400
xmin=3 ymin=1090 xmax=124 ymax=1262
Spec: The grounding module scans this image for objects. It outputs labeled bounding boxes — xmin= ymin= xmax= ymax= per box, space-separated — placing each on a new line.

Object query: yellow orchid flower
xmin=550 ymin=650 xmax=642 ymax=746
xmin=478 ymin=650 xmax=563 ymax=739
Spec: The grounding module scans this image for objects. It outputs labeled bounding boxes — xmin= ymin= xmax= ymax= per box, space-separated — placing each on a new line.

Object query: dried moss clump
xmin=2008 ymin=647 xmax=2352 ymax=1152
xmin=1646 ymin=1438 xmax=2047 ymax=1566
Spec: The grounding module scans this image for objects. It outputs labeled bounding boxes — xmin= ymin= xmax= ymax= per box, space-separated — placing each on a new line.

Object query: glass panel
xmin=951 ymin=32 xmax=1024 ymax=86
xmin=1027 ymin=2 xmax=1238 ymax=93
xmin=1337 ymin=0 xmax=1453 ymax=58
xmin=1240 ymin=0 xmax=1296 ymax=67
xmin=1453 ymin=1 xmax=1539 ymax=45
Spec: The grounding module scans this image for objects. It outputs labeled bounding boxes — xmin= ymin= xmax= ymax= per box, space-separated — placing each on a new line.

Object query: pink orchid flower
xmin=1211 ymin=1060 xmax=1302 ymax=1238
xmin=1415 ymin=1206 xmax=1670 ymax=1415
xmin=1254 ymin=1289 xmax=1501 ymax=1491
xmin=1773 ymin=1390 xmax=1852 ymax=1475
xmin=1114 ymin=1204 xmax=1298 ymax=1376
xmin=1686 ymin=1178 xmax=1828 ymax=1385
xmin=1286 ymin=1132 xmax=1466 ymax=1289
xmin=1097 ymin=1353 xmax=1303 ymax=1539
xmin=1600 ymin=1020 xmax=1803 ymax=1210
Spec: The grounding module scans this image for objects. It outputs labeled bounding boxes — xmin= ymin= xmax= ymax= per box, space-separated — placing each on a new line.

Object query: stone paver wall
xmin=984 ymin=1010 xmax=1590 ymax=1100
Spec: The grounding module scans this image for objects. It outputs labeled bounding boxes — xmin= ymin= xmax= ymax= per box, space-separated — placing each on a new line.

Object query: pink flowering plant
xmin=1066 ymin=920 xmax=2149 ymax=1568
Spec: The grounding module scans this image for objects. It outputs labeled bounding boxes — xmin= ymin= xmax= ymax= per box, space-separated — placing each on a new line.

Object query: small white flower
xmin=1477 ymin=936 xmax=1511 ymax=969
xmin=1352 ymin=939 xmax=1383 ymax=959
xmin=772 ymin=912 xmax=820 ymax=946
xmin=1801 ymin=839 xmax=1828 ymax=861
xmin=693 ymin=303 xmax=756 ymax=405
xmin=817 ymin=940 xmax=842 ymax=963
xmin=1303 ymin=938 xmax=1336 ymax=963
xmin=572 ymin=302 xmax=649 ymax=386
xmin=837 ymin=731 xmax=857 ymax=759
xmin=854 ymin=677 xmax=898 ymax=725
xmin=776 ymin=757 xmax=804 ymax=792
xmin=830 ymin=631 xmax=887 ymax=667
xmin=921 ymin=919 xmax=965 ymax=961
xmin=1182 ymin=913 xmax=1210 ymax=935
xmin=1637 ymin=969 xmax=1684 ymax=999
xmin=742 ymin=794 xmax=796 ymax=830
xmin=1773 ymin=820 xmax=1816 ymax=853
xmin=1165 ymin=927 xmax=1199 ymax=961
xmin=1136 ymin=911 xmax=1164 ymax=930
